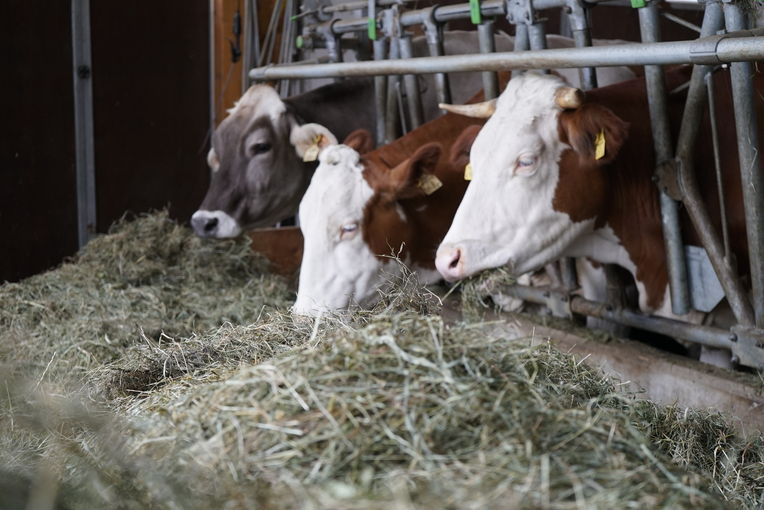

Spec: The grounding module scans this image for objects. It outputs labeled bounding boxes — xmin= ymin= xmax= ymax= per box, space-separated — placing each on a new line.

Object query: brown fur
xmin=551 ymin=64 xmax=763 ymax=311
xmin=343 ymin=129 xmax=375 ymax=154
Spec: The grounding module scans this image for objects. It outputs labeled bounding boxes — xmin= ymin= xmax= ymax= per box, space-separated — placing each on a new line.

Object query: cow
xmin=191 ymin=32 xmax=636 ymax=239
xmin=291 ymin=118 xmax=480 ymax=315
xmin=434 ymin=66 xmax=762 ymax=323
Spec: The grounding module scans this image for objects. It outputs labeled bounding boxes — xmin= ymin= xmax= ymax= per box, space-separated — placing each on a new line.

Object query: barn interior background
xmin=3 ymin=0 xmax=764 ymax=505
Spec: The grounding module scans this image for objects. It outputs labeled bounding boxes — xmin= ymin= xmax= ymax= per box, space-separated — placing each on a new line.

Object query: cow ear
xmin=343 ymin=129 xmax=375 ymax=155
xmin=289 ymin=123 xmax=338 ymax=159
xmin=558 ymin=103 xmax=629 ymax=166
xmin=386 ymin=143 xmax=442 ymax=199
xmin=449 ymin=125 xmax=482 ymax=168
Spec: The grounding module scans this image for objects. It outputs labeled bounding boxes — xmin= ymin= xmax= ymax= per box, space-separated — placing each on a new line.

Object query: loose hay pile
xmin=0 ymin=210 xmax=293 ymax=392
xmin=1 ymin=213 xmax=763 ymax=509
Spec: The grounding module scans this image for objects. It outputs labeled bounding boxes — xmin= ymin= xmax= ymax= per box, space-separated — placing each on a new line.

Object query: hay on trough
xmin=2 ymin=212 xmax=764 ymax=509
xmin=0 ymin=210 xmax=292 ymax=393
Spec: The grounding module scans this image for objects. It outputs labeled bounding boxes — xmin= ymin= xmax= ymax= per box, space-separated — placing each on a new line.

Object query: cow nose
xmin=435 ymin=244 xmax=466 ymax=281
xmin=191 ymin=212 xmax=219 ymax=237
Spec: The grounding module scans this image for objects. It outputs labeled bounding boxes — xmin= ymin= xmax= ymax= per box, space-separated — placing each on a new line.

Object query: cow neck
xmin=360 ymin=112 xmax=478 ymax=269
xmin=283 ymin=78 xmax=376 ymax=143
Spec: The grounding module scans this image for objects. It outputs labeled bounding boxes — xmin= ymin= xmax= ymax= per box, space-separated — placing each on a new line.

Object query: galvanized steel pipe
xmin=639 ymin=2 xmax=691 ymax=316
xmin=250 ymin=31 xmax=764 ymax=79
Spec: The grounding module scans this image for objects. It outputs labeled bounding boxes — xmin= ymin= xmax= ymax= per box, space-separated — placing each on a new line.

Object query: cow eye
xmin=251 ymin=142 xmax=272 ymax=156
xmin=518 ymin=156 xmax=536 ymax=167
xmin=339 ymin=222 xmax=358 ymax=240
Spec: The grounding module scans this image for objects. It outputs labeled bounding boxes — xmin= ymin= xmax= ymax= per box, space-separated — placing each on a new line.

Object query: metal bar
xmin=661 ymin=11 xmax=702 ymax=33
xmin=477 ymin=21 xmax=499 ymax=99
xmin=502 ymin=284 xmax=736 ymax=350
xmin=423 ymin=10 xmax=451 ymax=106
xmin=373 ymin=38 xmax=387 ymax=146
xmin=384 ymin=34 xmax=401 ymax=143
xmin=639 ymin=2 xmax=691 ymax=316
xmin=250 ymin=32 xmax=764 ymax=79
xmin=673 ymin=3 xmax=754 ymax=326
xmin=705 ymin=70 xmax=730 ymax=261
xmin=724 ymin=2 xmax=764 ymax=327
xmin=568 ymin=0 xmax=597 ymax=89
xmin=528 ymin=22 xmax=551 ymax=74
xmin=71 ymin=0 xmax=97 ymax=247
xmin=398 ymin=36 xmax=424 ymax=128
xmin=512 ymin=22 xmax=530 ymax=79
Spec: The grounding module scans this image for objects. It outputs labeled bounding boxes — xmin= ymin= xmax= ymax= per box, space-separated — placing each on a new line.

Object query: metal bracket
xmin=730 ymin=326 xmax=764 ymax=370
xmin=655 ymin=159 xmax=683 ymax=201
xmin=422 ymin=6 xmax=441 ymax=46
xmin=506 ymin=0 xmax=535 ymax=25
xmin=690 ymin=27 xmax=764 ymax=65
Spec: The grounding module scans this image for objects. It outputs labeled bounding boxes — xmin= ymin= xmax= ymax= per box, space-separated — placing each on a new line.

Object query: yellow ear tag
xmin=594 ymin=129 xmax=606 ymax=160
xmin=417 ymin=173 xmax=443 ymax=195
xmin=302 ymin=134 xmax=323 ymax=162
xmin=464 ymin=163 xmax=473 ymax=181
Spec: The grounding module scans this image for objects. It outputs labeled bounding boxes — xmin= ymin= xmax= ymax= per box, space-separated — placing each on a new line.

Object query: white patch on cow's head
xmin=207 ymin=148 xmax=220 ymax=172
xmin=190 ymin=209 xmax=242 ymax=238
xmin=226 ymin=84 xmax=286 ymax=122
xmin=436 ymin=73 xmax=596 ymax=281
xmin=293 ymin=145 xmax=395 ymax=316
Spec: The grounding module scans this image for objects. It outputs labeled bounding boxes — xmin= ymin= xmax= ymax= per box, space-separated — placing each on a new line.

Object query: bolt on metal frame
xmin=263 ymin=0 xmax=764 ymax=368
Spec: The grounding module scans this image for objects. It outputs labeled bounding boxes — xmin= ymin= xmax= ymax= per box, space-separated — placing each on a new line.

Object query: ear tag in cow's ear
xmin=464 ymin=163 xmax=473 ymax=181
xmin=417 ymin=173 xmax=443 ymax=195
xmin=595 ymin=129 xmax=606 ymax=160
xmin=303 ymin=134 xmax=323 ymax=162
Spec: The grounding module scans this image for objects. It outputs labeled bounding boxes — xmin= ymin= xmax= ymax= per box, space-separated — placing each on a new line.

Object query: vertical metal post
xmin=527 ymin=21 xmax=550 ymax=73
xmin=477 ymin=21 xmax=499 ymax=99
xmin=384 ymin=35 xmax=401 ymax=142
xmin=724 ymin=1 xmax=764 ymax=327
xmin=674 ymin=2 xmax=754 ymax=326
xmin=71 ymin=0 xmax=97 ymax=247
xmin=398 ymin=35 xmax=424 ymax=128
xmin=639 ymin=1 xmax=691 ymax=316
xmin=373 ymin=38 xmax=388 ymax=146
xmin=512 ymin=22 xmax=529 ymax=78
xmin=423 ymin=12 xmax=452 ymax=106
xmin=567 ymin=0 xmax=597 ymax=89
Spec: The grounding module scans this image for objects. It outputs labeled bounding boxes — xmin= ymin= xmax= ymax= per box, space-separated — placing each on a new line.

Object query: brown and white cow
xmin=436 ymin=67 xmax=762 ymax=318
xmin=292 ymin=117 xmax=480 ymax=315
xmin=191 ymin=33 xmax=636 ymax=239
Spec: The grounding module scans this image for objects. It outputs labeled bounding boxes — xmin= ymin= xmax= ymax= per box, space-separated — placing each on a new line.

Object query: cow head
xmin=436 ymin=73 xmax=628 ymax=281
xmin=293 ymin=137 xmax=441 ymax=316
xmin=191 ymin=85 xmax=337 ymax=238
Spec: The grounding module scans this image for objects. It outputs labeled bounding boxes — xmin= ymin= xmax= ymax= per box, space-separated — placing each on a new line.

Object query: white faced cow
xmin=437 ymin=68 xmax=761 ymax=319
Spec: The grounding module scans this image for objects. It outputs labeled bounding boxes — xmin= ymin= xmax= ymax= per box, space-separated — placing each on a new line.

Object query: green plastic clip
xmin=469 ymin=0 xmax=482 ymax=24
xmin=630 ymin=0 xmax=646 ymax=8
xmin=368 ymin=17 xmax=377 ymax=40
xmin=296 ymin=35 xmax=304 ymax=49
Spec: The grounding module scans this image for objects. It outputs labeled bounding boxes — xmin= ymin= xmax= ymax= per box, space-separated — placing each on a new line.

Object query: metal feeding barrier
xmin=251 ymin=0 xmax=764 ymax=369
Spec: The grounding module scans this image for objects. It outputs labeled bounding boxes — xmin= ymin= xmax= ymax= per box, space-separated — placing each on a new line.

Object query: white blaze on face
xmin=293 ymin=145 xmax=394 ymax=316
xmin=437 ymin=73 xmax=596 ymax=280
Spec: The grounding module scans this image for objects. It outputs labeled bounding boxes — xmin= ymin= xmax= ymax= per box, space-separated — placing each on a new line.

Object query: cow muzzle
xmin=435 ymin=243 xmax=467 ymax=282
xmin=191 ymin=210 xmax=242 ymax=238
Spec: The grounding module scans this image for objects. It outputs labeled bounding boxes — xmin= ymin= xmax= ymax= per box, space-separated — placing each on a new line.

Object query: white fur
xmin=438 ymin=74 xmax=594 ymax=277
xmin=191 ymin=210 xmax=241 ymax=238
xmin=226 ymin=84 xmax=286 ymax=122
xmin=293 ymin=145 xmax=391 ymax=316
xmin=207 ymin=148 xmax=220 ymax=172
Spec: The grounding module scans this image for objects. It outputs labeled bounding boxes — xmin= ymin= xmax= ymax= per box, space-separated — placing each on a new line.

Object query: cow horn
xmin=438 ymin=99 xmax=497 ymax=118
xmin=554 ymin=87 xmax=584 ymax=109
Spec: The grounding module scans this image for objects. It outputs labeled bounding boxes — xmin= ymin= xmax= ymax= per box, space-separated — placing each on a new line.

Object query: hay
xmin=0 ymin=210 xmax=292 ymax=393
xmin=2 ymin=212 xmax=764 ymax=509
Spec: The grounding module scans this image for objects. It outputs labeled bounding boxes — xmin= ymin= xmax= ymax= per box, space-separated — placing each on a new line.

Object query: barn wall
xmin=89 ymin=1 xmax=211 ymax=234
xmin=1 ymin=2 xmax=79 ymax=284
xmin=1 ymin=2 xmax=211 ymax=284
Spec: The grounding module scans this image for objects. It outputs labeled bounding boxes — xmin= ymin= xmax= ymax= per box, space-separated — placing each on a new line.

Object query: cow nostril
xmin=448 ymin=248 xmax=462 ymax=269
xmin=204 ymin=217 xmax=219 ymax=232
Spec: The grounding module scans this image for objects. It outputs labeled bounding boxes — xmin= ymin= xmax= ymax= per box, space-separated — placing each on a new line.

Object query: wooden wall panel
xmin=1 ymin=2 xmax=78 ymax=284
